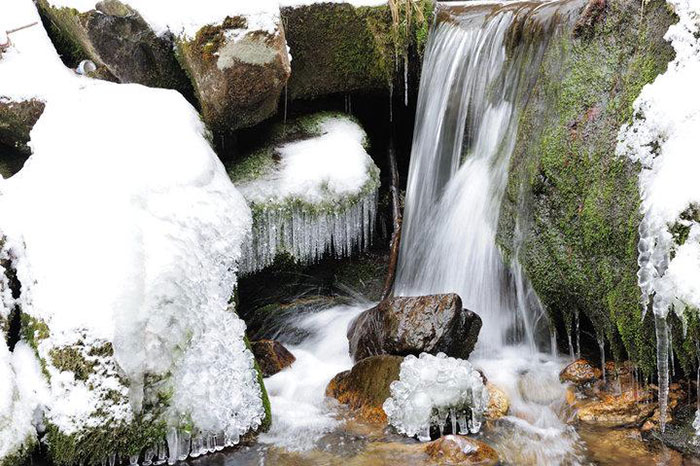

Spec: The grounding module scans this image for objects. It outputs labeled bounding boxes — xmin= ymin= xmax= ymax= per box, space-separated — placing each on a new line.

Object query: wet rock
xmin=579 ymin=426 xmax=683 ymax=466
xmin=518 ymin=367 xmax=566 ymax=405
xmin=424 ymin=435 xmax=499 ymax=466
xmin=250 ymin=339 xmax=296 ymax=377
xmin=0 ymin=99 xmax=45 ymax=156
xmin=576 ymin=388 xmax=656 ymax=428
xmin=36 ymin=0 xmax=191 ymax=93
xmin=347 ymin=294 xmax=481 ymax=362
xmin=485 ymin=383 xmax=509 ymax=420
xmin=177 ymin=16 xmax=291 ymax=132
xmin=640 ymin=383 xmax=686 ymax=432
xmin=645 ymin=405 xmax=700 ymax=458
xmin=560 ymin=359 xmax=602 ymax=385
xmin=325 ymin=354 xmax=403 ymax=423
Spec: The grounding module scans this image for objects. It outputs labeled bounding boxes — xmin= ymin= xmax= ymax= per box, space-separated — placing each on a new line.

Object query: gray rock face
xmin=347 ymin=294 xmax=481 ymax=362
xmin=0 ymin=99 xmax=44 ymax=157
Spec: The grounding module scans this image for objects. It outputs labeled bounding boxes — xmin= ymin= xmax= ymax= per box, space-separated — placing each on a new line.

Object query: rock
xmin=36 ymin=0 xmax=191 ymax=93
xmin=640 ymin=383 xmax=686 ymax=432
xmin=485 ymin=383 xmax=509 ymax=419
xmin=424 ymin=435 xmax=499 ymax=466
xmin=347 ymin=294 xmax=481 ymax=362
xmin=325 ymin=354 xmax=403 ymax=423
xmin=0 ymin=99 xmax=45 ymax=156
xmin=645 ymin=405 xmax=700 ymax=458
xmin=576 ymin=388 xmax=656 ymax=428
xmin=518 ymin=367 xmax=566 ymax=405
xmin=250 ymin=339 xmax=296 ymax=377
xmin=560 ymin=359 xmax=602 ymax=385
xmin=177 ymin=16 xmax=291 ymax=132
xmin=579 ymin=426 xmax=683 ymax=466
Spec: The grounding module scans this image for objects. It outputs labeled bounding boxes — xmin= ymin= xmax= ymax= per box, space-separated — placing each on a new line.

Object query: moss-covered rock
xmin=496 ymin=0 xmax=676 ymax=375
xmin=35 ymin=0 xmax=192 ymax=94
xmin=0 ymin=99 xmax=44 ymax=157
xmin=280 ymin=0 xmax=434 ymax=100
xmin=176 ymin=16 xmax=291 ymax=132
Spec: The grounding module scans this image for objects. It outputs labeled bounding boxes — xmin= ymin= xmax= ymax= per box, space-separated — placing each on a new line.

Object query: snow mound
xmin=230 ymin=113 xmax=379 ymax=274
xmin=383 ymin=352 xmax=489 ymax=441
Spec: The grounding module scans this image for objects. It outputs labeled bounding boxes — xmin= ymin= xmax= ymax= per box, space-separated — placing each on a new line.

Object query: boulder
xmin=0 ymin=99 xmax=45 ymax=156
xmin=325 ymin=354 xmax=403 ymax=423
xmin=347 ymin=294 xmax=481 ymax=362
xmin=250 ymin=339 xmax=295 ymax=377
xmin=36 ymin=0 xmax=191 ymax=93
xmin=644 ymin=405 xmax=700 ymax=458
xmin=177 ymin=16 xmax=291 ymax=132
xmin=576 ymin=388 xmax=656 ymax=428
xmin=424 ymin=435 xmax=499 ymax=466
xmin=559 ymin=359 xmax=601 ymax=385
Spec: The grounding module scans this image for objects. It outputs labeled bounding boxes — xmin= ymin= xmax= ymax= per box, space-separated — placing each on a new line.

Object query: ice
xmin=235 ymin=115 xmax=380 ymax=274
xmin=382 ymin=352 xmax=489 ymax=439
xmin=616 ymin=0 xmax=700 ymax=432
xmin=1 ymin=0 xmax=266 ymax=458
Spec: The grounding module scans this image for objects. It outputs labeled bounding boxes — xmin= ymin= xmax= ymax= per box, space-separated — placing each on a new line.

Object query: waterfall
xmin=395 ymin=2 xmax=567 ymax=353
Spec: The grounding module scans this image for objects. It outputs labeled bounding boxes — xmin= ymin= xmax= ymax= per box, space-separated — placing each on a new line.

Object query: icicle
xmin=669 ymin=321 xmax=675 ymax=377
xmin=190 ymin=435 xmax=202 ymax=458
xmin=457 ymin=411 xmax=468 ymax=435
xmin=655 ymin=314 xmax=670 ymax=432
xmin=177 ymin=430 xmax=190 ymax=461
xmin=129 ymin=455 xmax=139 ymax=466
xmin=166 ymin=428 xmax=178 ymax=465
xmin=154 ymin=442 xmax=166 ymax=465
xmin=566 ymin=323 xmax=574 ymax=359
xmin=598 ymin=334 xmax=606 ymax=383
xmin=389 ymin=82 xmax=393 ymax=123
xmin=108 ymin=453 xmax=117 ymax=466
xmin=403 ymin=53 xmax=409 ymax=106
xmin=575 ymin=309 xmax=581 ymax=359
xmin=143 ymin=447 xmax=155 ymax=466
xmin=417 ymin=425 xmax=431 ymax=442
xmin=215 ymin=432 xmax=225 ymax=452
xmin=450 ymin=408 xmax=457 ymax=434
xmin=207 ymin=433 xmax=215 ymax=453
xmin=550 ymin=326 xmax=558 ymax=358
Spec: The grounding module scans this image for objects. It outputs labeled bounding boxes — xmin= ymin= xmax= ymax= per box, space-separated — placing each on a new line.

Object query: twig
xmin=381 ymin=130 xmax=403 ymax=300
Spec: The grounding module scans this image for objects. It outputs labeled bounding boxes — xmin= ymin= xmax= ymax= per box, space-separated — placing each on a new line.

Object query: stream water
xmin=195 ymin=1 xmax=683 ymax=465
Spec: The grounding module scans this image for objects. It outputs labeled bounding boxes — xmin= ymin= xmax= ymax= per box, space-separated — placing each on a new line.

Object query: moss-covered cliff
xmin=497 ymin=0 xmax=676 ymax=375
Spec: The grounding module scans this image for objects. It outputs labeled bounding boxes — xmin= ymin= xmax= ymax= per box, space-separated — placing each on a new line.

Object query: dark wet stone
xmin=251 ymin=339 xmax=296 ymax=377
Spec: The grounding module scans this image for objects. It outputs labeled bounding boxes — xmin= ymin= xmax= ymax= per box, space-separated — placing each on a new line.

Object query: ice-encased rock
xmin=0 ymin=340 xmax=47 ymax=466
xmin=228 ymin=113 xmax=380 ymax=275
xmin=1 ymin=3 xmax=269 ymax=460
xmin=382 ymin=352 xmax=489 ymax=441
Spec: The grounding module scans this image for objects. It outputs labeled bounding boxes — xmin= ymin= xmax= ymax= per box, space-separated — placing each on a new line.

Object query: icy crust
xmin=230 ymin=113 xmax=380 ymax=274
xmin=0 ymin=341 xmax=47 ymax=465
xmin=1 ymin=1 xmax=266 ymax=463
xmin=617 ymin=0 xmax=700 ymax=323
xmin=382 ymin=353 xmax=489 ymax=441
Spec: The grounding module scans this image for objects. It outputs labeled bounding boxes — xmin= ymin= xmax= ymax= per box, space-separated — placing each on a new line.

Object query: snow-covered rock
xmin=382 ymin=352 xmax=489 ymax=441
xmin=1 ymin=1 xmax=268 ymax=463
xmin=227 ymin=113 xmax=380 ymax=274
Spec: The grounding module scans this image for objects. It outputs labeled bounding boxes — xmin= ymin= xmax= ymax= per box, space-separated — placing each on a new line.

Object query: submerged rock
xmin=347 ymin=294 xmax=481 ymax=361
xmin=325 ymin=354 xmax=403 ymax=424
xmin=560 ymin=359 xmax=602 ymax=386
xmin=251 ymin=339 xmax=296 ymax=377
xmin=424 ymin=435 xmax=499 ymax=466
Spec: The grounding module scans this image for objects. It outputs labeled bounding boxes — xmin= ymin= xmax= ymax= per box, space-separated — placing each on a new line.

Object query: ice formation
xmin=383 ymin=352 xmax=489 ymax=441
xmin=1 ymin=0 xmax=265 ymax=462
xmin=616 ymin=0 xmax=700 ymax=432
xmin=231 ymin=114 xmax=380 ymax=274
xmin=0 ymin=341 xmax=47 ymax=463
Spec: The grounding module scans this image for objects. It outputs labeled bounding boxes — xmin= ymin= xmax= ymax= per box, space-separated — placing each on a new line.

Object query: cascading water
xmin=394 ymin=2 xmax=586 ymax=463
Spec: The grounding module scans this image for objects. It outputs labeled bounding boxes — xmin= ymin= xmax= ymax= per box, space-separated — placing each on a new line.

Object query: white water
xmin=394 ymin=3 xmax=585 ymax=464
xmin=259 ymin=305 xmax=365 ymax=451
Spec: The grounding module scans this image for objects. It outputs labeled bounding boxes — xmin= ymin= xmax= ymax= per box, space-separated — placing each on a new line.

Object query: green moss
xmin=244 ymin=336 xmax=272 ymax=432
xmin=0 ymin=436 xmax=36 ymax=466
xmin=497 ymin=0 xmax=676 ymax=374
xmin=49 ymin=346 xmax=95 ymax=382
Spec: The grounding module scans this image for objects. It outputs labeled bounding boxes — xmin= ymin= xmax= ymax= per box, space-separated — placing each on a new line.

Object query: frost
xmin=0 ymin=341 xmax=47 ymax=462
xmin=1 ymin=0 xmax=265 ymax=460
xmin=383 ymin=353 xmax=489 ymax=441
xmin=616 ymin=0 xmax=700 ymax=432
xmin=234 ymin=115 xmax=380 ymax=274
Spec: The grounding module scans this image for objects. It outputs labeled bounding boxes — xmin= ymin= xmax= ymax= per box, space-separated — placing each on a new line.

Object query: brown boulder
xmin=347 ymin=294 xmax=481 ymax=362
xmin=250 ymin=339 xmax=295 ymax=377
xmin=424 ymin=435 xmax=499 ymax=466
xmin=485 ymin=383 xmax=509 ymax=420
xmin=559 ymin=359 xmax=602 ymax=385
xmin=325 ymin=354 xmax=403 ymax=423
xmin=576 ymin=388 xmax=656 ymax=428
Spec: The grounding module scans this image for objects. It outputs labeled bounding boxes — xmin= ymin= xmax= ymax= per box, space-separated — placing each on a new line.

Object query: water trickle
xmin=575 ymin=309 xmax=581 ymax=359
xmin=655 ymin=314 xmax=670 ymax=432
xmin=598 ymin=334 xmax=606 ymax=383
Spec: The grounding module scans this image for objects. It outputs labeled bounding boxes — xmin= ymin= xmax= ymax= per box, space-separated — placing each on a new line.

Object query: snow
xmin=383 ymin=352 xmax=489 ymax=441
xmin=616 ymin=0 xmax=700 ymax=432
xmin=235 ymin=114 xmax=379 ymax=273
xmin=0 ymin=340 xmax=47 ymax=461
xmin=1 ymin=0 xmax=265 ymax=456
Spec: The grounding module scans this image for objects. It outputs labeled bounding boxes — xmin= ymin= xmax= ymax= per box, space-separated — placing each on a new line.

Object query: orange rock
xmin=560 ymin=359 xmax=602 ymax=385
xmin=485 ymin=383 xmax=509 ymax=420
xmin=424 ymin=435 xmax=499 ymax=465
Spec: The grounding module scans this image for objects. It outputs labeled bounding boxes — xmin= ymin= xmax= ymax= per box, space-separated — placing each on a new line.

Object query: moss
xmin=49 ymin=346 xmax=95 ymax=382
xmin=244 ymin=336 xmax=272 ymax=432
xmin=497 ymin=0 xmax=676 ymax=375
xmin=0 ymin=436 xmax=36 ymax=466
